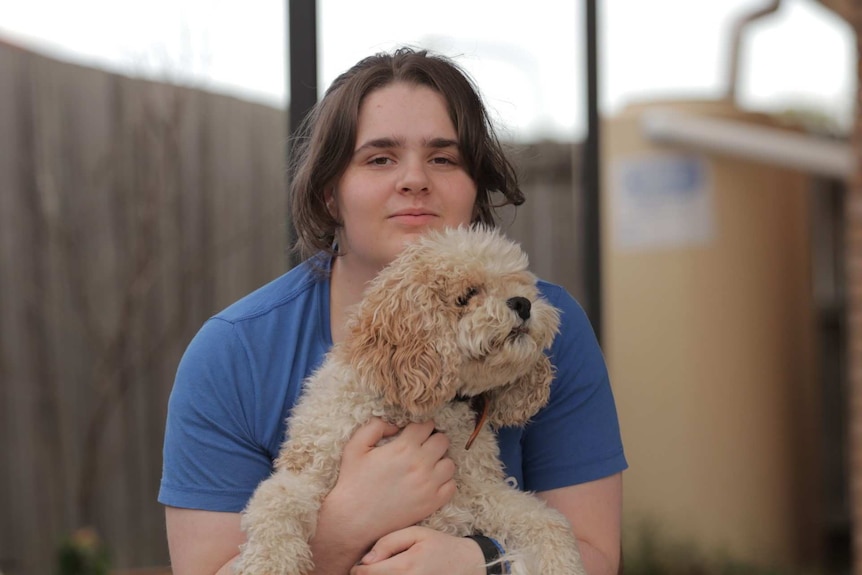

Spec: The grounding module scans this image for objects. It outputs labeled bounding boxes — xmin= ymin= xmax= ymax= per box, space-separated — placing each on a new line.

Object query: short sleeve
xmin=158 ymin=318 xmax=273 ymax=512
xmin=519 ymin=285 xmax=628 ymax=492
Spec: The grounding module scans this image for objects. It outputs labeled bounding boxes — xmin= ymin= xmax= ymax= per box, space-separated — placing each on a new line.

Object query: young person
xmin=159 ymin=47 xmax=627 ymax=575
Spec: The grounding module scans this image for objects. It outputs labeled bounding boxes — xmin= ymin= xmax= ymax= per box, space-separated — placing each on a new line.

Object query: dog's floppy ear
xmin=345 ymin=269 xmax=460 ymax=419
xmin=484 ymin=355 xmax=554 ymax=427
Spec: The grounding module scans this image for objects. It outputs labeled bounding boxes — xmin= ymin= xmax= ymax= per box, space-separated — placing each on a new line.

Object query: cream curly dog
xmin=236 ymin=226 xmax=585 ymax=575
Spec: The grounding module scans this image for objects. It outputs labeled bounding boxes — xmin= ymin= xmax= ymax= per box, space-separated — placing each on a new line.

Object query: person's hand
xmin=318 ymin=418 xmax=457 ymax=550
xmin=349 ymin=526 xmax=486 ymax=575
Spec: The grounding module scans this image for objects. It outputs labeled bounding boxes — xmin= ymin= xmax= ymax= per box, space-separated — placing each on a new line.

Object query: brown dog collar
xmin=464 ymin=394 xmax=489 ymax=450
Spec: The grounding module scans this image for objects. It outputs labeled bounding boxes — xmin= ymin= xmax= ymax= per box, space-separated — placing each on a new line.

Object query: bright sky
xmin=0 ymin=0 xmax=854 ymax=141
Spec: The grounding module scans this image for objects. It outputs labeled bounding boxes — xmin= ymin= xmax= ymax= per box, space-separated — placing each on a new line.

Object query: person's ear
xmin=324 ymin=188 xmax=338 ymax=219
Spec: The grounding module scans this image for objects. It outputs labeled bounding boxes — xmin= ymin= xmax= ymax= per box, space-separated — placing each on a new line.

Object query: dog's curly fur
xmin=236 ymin=226 xmax=585 ymax=575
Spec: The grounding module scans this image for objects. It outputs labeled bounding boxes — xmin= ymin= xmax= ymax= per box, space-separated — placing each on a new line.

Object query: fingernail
xmin=361 ymin=550 xmax=377 ymax=564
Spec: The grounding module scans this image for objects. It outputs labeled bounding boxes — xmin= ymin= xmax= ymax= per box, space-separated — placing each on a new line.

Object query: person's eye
xmin=431 ymin=156 xmax=457 ymax=165
xmin=369 ymin=156 xmax=392 ymax=166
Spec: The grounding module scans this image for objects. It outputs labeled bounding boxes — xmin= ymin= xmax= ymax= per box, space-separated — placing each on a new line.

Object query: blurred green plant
xmin=56 ymin=528 xmax=110 ymax=575
xmin=773 ymin=107 xmax=844 ymax=137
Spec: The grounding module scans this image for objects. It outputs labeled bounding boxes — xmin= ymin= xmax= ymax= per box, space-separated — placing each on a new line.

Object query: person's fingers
xmin=395 ymin=420 xmax=436 ymax=444
xmin=388 ymin=422 xmax=450 ymax=466
xmin=436 ymin=476 xmax=457 ymax=502
xmin=432 ymin=456 xmax=456 ymax=485
xmin=358 ymin=526 xmax=425 ymax=565
xmin=345 ymin=418 xmax=400 ymax=454
xmin=420 ymin=428 xmax=451 ymax=459
xmin=349 ymin=527 xmax=485 ymax=575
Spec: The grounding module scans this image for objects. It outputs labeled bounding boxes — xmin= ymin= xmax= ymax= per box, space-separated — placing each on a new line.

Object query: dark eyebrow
xmin=425 ymin=137 xmax=460 ymax=150
xmin=353 ymin=137 xmax=460 ymax=155
xmin=354 ymin=137 xmax=401 ymax=155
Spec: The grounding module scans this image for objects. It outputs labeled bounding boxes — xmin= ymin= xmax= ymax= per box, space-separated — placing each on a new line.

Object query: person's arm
xmin=165 ymin=508 xmax=243 ymax=575
xmin=538 ymin=473 xmax=623 ymax=575
xmin=164 ymin=504 xmax=379 ymax=575
xmin=164 ymin=502 xmax=377 ymax=575
xmin=353 ymin=474 xmax=623 ymax=575
xmin=522 ymin=285 xmax=625 ymax=575
xmin=165 ymin=418 xmax=458 ymax=575
xmin=348 ymin=527 xmax=486 ymax=575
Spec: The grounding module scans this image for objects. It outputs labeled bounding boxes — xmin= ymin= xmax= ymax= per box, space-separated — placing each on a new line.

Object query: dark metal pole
xmin=582 ymin=0 xmax=602 ymax=343
xmin=288 ymin=0 xmax=318 ymax=136
xmin=286 ymin=0 xmax=318 ymax=268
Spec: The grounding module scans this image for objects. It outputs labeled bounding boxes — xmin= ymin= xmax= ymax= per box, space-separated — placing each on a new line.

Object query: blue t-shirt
xmin=159 ymin=256 xmax=627 ymax=512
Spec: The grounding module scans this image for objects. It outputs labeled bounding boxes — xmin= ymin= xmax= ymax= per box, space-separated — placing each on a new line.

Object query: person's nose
xmin=397 ymin=156 xmax=429 ymax=194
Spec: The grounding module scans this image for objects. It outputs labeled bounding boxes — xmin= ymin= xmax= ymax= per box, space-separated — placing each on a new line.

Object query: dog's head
xmin=344 ymin=226 xmax=560 ymax=427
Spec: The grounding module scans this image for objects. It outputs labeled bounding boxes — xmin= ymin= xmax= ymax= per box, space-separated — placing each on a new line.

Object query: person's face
xmin=330 ymin=82 xmax=478 ymax=273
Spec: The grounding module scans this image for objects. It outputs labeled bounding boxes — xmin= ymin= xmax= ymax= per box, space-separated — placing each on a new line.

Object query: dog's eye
xmin=456 ymin=287 xmax=479 ymax=307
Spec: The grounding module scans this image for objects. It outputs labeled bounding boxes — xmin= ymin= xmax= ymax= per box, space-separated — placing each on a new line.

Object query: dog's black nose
xmin=507 ymin=296 xmax=531 ymax=320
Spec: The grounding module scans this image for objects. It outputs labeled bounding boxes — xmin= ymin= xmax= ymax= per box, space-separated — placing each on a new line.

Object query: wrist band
xmin=465 ymin=534 xmax=510 ymax=575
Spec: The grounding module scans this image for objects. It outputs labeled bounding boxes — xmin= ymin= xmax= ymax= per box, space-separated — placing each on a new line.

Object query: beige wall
xmin=602 ymin=101 xmax=819 ymax=566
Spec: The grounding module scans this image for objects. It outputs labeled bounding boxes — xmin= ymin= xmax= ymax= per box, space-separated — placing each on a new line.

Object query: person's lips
xmin=388 ymin=209 xmax=438 ymax=224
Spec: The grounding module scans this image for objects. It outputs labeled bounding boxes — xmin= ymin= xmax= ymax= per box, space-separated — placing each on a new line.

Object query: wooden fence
xmin=0 ymin=41 xmax=584 ymax=574
xmin=0 ymin=42 xmax=289 ymax=574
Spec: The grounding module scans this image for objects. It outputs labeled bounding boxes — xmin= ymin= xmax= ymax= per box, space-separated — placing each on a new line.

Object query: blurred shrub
xmin=57 ymin=528 xmax=110 ymax=575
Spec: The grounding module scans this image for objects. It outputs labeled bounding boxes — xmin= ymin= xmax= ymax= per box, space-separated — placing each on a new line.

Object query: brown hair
xmin=288 ymin=47 xmax=524 ymax=260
